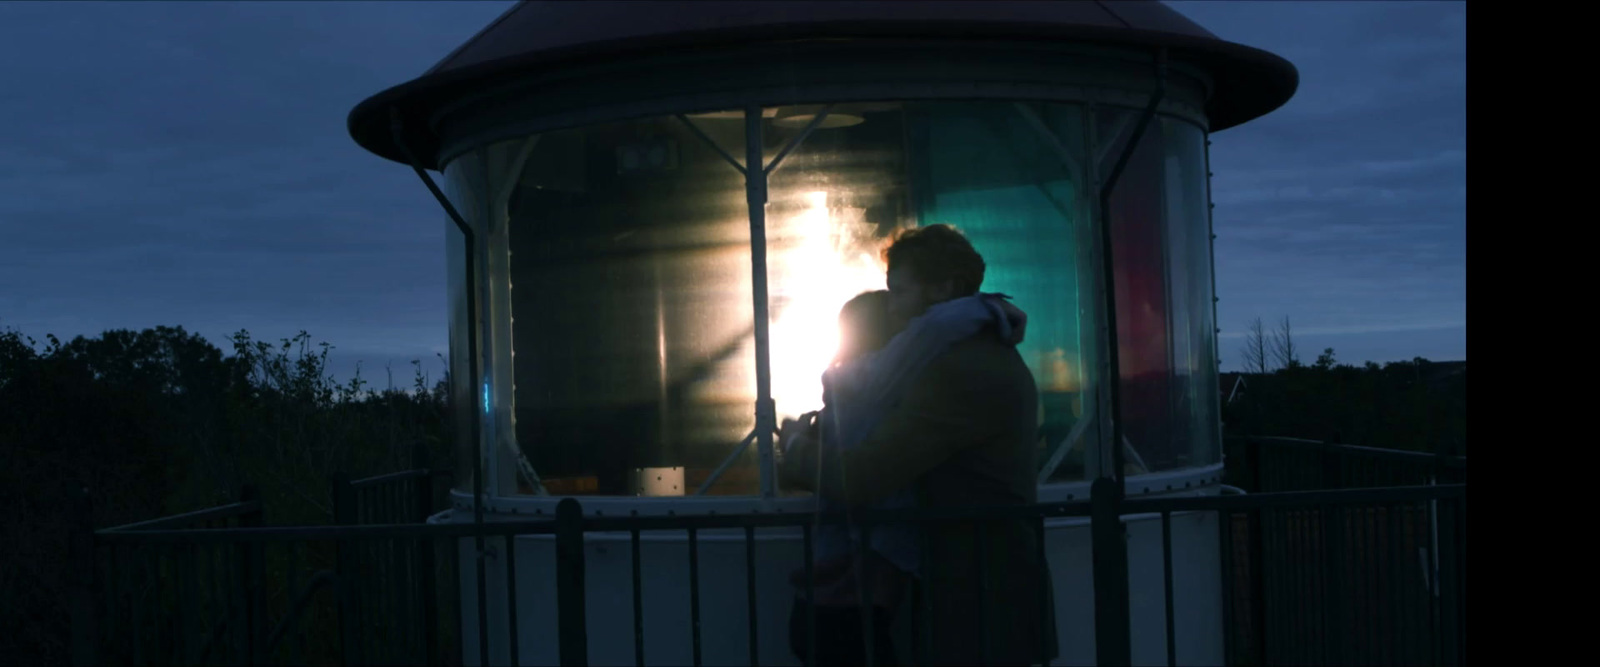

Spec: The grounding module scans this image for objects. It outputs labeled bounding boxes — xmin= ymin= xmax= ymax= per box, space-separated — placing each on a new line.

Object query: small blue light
xmin=483 ymin=383 xmax=491 ymax=414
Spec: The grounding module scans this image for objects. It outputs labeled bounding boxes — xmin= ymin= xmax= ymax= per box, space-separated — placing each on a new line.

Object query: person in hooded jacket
xmin=781 ymin=224 xmax=1058 ymax=667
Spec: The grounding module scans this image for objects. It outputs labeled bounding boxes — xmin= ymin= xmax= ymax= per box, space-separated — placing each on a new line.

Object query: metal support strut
xmin=389 ymin=107 xmax=492 ymax=667
xmin=1090 ymin=48 xmax=1167 ymax=667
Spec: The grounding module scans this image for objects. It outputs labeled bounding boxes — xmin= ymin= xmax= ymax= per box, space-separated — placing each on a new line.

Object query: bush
xmin=0 ymin=322 xmax=451 ymax=665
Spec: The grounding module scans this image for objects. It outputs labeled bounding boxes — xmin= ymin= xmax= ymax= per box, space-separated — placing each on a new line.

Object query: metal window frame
xmin=431 ymin=60 xmax=1215 ymax=502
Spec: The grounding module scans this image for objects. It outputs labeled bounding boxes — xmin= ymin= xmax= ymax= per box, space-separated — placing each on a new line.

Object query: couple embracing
xmin=777 ymin=224 xmax=1058 ymax=667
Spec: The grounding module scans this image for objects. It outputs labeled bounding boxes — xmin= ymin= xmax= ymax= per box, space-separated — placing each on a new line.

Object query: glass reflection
xmin=439 ymin=100 xmax=1229 ymax=496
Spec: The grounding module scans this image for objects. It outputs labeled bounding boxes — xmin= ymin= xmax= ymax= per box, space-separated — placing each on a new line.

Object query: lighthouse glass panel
xmin=450 ymin=102 xmax=1138 ymax=496
xmin=1097 ymin=108 xmax=1222 ymax=473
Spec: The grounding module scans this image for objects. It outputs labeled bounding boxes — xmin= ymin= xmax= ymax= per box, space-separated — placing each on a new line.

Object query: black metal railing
xmin=75 ymin=443 xmax=454 ymax=667
xmin=76 ymin=439 xmax=1464 ymax=667
xmin=1229 ymin=435 xmax=1466 ymax=492
xmin=332 ymin=456 xmax=455 ymax=667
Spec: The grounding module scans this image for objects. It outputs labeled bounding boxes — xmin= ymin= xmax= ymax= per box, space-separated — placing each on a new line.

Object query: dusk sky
xmin=0 ymin=1 xmax=1465 ymax=383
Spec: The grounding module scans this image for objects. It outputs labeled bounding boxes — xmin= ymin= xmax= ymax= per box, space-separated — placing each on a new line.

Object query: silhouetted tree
xmin=1239 ymin=317 xmax=1270 ymax=374
xmin=1272 ymin=316 xmax=1300 ymax=369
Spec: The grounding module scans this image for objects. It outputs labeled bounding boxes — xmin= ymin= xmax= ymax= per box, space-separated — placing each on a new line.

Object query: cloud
xmin=1 ymin=1 xmax=1466 ymax=379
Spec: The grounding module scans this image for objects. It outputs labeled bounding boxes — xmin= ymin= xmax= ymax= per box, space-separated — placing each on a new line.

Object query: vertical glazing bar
xmin=632 ymin=528 xmax=645 ymax=667
xmin=743 ymin=104 xmax=777 ymax=498
xmin=1162 ymin=511 xmax=1176 ymax=667
xmin=803 ymin=523 xmax=816 ymax=667
xmin=746 ymin=525 xmax=760 ymax=667
xmin=688 ymin=527 xmax=703 ymax=667
xmin=976 ymin=520 xmax=989 ymax=667
xmin=506 ymin=535 xmax=520 ymax=667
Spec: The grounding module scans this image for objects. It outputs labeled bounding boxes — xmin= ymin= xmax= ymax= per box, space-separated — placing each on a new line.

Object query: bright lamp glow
xmin=766 ymin=191 xmax=887 ymax=419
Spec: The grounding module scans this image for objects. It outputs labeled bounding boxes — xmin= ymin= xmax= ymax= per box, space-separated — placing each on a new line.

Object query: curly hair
xmin=881 ymin=224 xmax=986 ymax=297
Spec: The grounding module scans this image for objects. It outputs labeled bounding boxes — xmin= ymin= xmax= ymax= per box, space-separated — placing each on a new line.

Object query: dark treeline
xmin=1223 ymin=317 xmax=1466 ymax=455
xmin=1222 ymin=345 xmax=1467 ymax=457
xmin=0 ymin=321 xmax=1464 ymax=663
xmin=1 ymin=323 xmax=451 ymax=665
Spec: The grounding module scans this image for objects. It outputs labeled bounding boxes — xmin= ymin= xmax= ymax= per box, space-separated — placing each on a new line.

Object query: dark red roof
xmin=349 ymin=0 xmax=1298 ymax=167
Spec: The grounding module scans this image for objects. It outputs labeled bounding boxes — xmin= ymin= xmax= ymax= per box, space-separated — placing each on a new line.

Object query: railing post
xmin=413 ymin=445 xmax=441 ymax=666
xmin=332 ymin=472 xmax=358 ymax=666
xmin=69 ymin=487 xmax=99 ymax=667
xmin=556 ymin=498 xmax=589 ymax=666
xmin=1090 ymin=477 xmax=1131 ymax=667
xmin=239 ymin=484 xmax=263 ymax=666
xmin=1244 ymin=443 xmax=1269 ymax=664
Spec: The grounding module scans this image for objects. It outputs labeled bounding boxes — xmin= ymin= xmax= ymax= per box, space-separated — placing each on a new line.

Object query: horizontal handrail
xmin=349 ymin=467 xmax=451 ymax=489
xmin=100 ymin=499 xmax=263 ymax=533
xmin=1124 ymin=484 xmax=1463 ymax=514
xmin=1228 ymin=435 xmax=1466 ymax=467
xmin=94 ymin=484 xmax=1463 ymax=546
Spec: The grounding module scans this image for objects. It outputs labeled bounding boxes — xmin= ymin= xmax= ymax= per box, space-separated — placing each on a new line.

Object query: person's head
xmin=835 ymin=290 xmax=896 ymax=365
xmin=881 ymin=224 xmax=986 ymax=321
